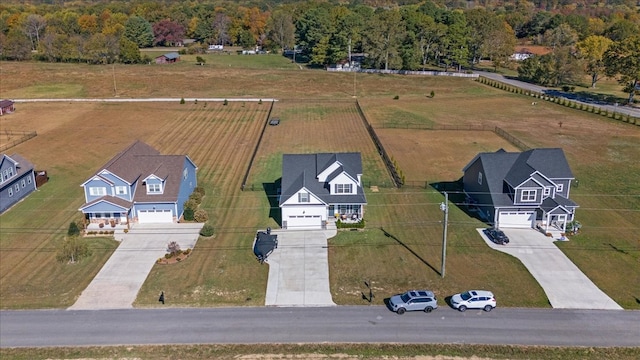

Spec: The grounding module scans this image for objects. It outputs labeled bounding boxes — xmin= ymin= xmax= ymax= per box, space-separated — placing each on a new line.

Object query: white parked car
xmin=450 ymin=290 xmax=496 ymax=312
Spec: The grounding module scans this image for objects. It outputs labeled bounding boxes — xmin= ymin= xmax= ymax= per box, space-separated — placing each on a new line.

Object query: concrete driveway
xmin=478 ymin=228 xmax=622 ymax=310
xmin=68 ymin=223 xmax=203 ymax=310
xmin=264 ymin=226 xmax=337 ymax=307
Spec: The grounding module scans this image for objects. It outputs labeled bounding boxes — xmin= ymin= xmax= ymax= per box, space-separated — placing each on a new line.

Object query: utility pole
xmin=440 ymin=192 xmax=449 ymax=278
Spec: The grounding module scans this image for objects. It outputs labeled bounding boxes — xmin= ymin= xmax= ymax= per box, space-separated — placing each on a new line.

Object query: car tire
xmin=458 ymin=305 xmax=467 ymax=312
xmin=483 ymin=305 xmax=493 ymax=312
xmin=396 ymin=307 xmax=406 ymax=315
xmin=424 ymin=306 xmax=433 ymax=313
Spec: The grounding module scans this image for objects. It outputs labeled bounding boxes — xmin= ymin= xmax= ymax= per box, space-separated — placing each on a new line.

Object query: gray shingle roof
xmin=280 ymin=153 xmax=366 ymax=206
xmin=471 ymin=148 xmax=574 ymax=208
xmin=505 ymin=148 xmax=574 ymax=186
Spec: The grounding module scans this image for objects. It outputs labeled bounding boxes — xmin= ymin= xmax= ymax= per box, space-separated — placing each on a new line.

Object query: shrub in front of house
xmin=200 ymin=224 xmax=214 ymax=237
xmin=193 ymin=186 xmax=205 ymax=197
xmin=336 ymin=219 xmax=366 ymax=229
xmin=183 ymin=207 xmax=195 ymax=221
xmin=189 ymin=191 xmax=203 ymax=204
xmin=194 ymin=209 xmax=209 ymax=223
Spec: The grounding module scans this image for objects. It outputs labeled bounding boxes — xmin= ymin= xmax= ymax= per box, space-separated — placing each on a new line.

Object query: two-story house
xmin=279 ymin=153 xmax=367 ymax=230
xmin=79 ymin=141 xmax=198 ymax=226
xmin=0 ymin=153 xmax=37 ymax=213
xmin=462 ymin=148 xmax=578 ymax=232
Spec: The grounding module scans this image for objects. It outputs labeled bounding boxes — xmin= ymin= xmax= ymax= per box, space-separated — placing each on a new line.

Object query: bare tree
xmin=212 ymin=12 xmax=230 ymax=46
xmin=23 ymin=14 xmax=47 ymax=51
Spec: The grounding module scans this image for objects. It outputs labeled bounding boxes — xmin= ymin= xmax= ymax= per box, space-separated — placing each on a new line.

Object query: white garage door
xmin=498 ymin=211 xmax=535 ymax=228
xmin=287 ymin=215 xmax=322 ymax=230
xmin=138 ymin=209 xmax=173 ymax=223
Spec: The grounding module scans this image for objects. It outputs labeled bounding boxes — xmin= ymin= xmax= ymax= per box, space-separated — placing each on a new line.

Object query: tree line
xmin=0 ymin=0 xmax=638 ymax=101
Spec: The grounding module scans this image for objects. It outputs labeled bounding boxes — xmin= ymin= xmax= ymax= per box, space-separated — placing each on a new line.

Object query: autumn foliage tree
xmin=153 ymin=19 xmax=185 ymax=46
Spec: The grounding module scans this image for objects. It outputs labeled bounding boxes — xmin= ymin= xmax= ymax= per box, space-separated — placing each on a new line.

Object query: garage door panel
xmin=287 ymin=215 xmax=322 ymax=230
xmin=499 ymin=211 xmax=534 ymax=228
xmin=138 ymin=209 xmax=173 ymax=223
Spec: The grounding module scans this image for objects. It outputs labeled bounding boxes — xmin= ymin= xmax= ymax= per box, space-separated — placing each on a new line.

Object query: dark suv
xmin=388 ymin=290 xmax=438 ymax=314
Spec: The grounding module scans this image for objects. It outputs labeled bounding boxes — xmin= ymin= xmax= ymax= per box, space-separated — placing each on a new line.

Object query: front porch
xmin=328 ymin=204 xmax=364 ymax=223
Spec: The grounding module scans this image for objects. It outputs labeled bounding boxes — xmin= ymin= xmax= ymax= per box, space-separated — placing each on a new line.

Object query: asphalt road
xmin=1 ymin=307 xmax=639 ymax=348
xmin=474 ymin=70 xmax=640 ymax=118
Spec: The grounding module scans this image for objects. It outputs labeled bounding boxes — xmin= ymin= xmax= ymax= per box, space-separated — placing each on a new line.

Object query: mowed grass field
xmin=0 ymin=59 xmax=638 ymax=310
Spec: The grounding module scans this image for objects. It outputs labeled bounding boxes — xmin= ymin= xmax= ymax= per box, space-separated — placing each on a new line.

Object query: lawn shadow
xmin=429 ymin=178 xmax=487 ymax=224
xmin=380 ymin=227 xmax=440 ymax=276
xmin=262 ymin=178 xmax=282 ymax=226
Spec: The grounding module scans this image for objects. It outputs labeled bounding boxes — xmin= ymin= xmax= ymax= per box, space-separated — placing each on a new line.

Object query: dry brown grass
xmin=1 ymin=61 xmax=638 ymax=310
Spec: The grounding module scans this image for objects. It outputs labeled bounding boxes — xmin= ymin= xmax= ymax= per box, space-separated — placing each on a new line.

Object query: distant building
xmin=155 ymin=52 xmax=180 ymax=64
xmin=0 ymin=100 xmax=15 ymax=116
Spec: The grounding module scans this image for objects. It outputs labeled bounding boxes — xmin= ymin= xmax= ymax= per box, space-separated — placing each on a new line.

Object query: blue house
xmin=0 ymin=153 xmax=37 ymax=213
xmin=79 ymin=141 xmax=198 ymax=226
xmin=462 ymin=148 xmax=578 ymax=233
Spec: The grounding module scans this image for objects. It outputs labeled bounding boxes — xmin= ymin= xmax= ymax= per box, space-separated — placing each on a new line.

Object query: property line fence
xmin=477 ymin=76 xmax=640 ymax=126
xmin=379 ymin=122 xmax=531 ymax=152
xmin=355 ymin=99 xmax=402 ymax=187
xmin=328 ymin=68 xmax=479 ymax=78
xmin=0 ymin=130 xmax=37 ymax=152
xmin=240 ymin=100 xmax=275 ymax=191
xmin=493 ymin=127 xmax=531 ymax=151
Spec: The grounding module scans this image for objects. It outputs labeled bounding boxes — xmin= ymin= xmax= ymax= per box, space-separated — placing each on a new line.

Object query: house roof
xmin=280 ymin=153 xmax=367 ymax=206
xmin=0 ymin=99 xmax=15 ymax=107
xmin=514 ymin=45 xmax=552 ymax=56
xmin=504 ymin=148 xmax=574 ymax=187
xmin=158 ymin=52 xmax=180 ymax=60
xmin=89 ymin=140 xmax=191 ymax=203
xmin=1 ymin=153 xmax=34 ymax=177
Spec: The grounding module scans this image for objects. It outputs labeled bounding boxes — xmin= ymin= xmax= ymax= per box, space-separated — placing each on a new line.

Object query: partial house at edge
xmin=462 ymin=148 xmax=578 ymax=233
xmin=79 ymin=140 xmax=197 ymax=226
xmin=279 ymin=153 xmax=367 ymax=230
xmin=0 ymin=153 xmax=37 ymax=213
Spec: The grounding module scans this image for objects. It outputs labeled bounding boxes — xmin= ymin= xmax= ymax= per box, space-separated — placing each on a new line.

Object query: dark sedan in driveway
xmin=484 ymin=228 xmax=509 ymax=245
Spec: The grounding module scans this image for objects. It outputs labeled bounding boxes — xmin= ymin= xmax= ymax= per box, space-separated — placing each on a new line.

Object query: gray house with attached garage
xmin=279 ymin=153 xmax=367 ymax=230
xmin=462 ymin=148 xmax=578 ymax=233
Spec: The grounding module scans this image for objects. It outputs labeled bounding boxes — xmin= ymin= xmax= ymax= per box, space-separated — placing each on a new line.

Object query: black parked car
xmin=484 ymin=228 xmax=510 ymax=245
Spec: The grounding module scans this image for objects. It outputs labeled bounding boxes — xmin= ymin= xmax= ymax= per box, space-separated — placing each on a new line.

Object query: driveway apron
xmin=68 ymin=223 xmax=202 ymax=310
xmin=479 ymin=228 xmax=622 ymax=310
xmin=264 ymin=228 xmax=336 ymax=307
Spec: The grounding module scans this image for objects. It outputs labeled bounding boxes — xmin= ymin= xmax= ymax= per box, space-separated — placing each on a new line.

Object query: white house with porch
xmin=279 ymin=153 xmax=367 ymax=230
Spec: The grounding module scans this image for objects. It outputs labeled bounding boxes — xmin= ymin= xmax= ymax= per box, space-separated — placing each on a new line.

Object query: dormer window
xmin=335 ymin=184 xmax=352 ymax=194
xmin=521 ymin=189 xmax=537 ymax=202
xmin=544 ymin=187 xmax=551 ymax=196
xmin=557 ymin=184 xmax=564 ymax=193
xmin=147 ymin=183 xmax=162 ymax=194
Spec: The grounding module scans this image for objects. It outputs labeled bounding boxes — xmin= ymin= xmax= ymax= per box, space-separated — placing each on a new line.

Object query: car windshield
xmin=460 ymin=291 xmax=472 ymax=301
xmin=400 ymin=293 xmax=411 ymax=303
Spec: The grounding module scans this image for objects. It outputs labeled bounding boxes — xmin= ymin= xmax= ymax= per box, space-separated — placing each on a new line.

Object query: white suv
xmin=450 ymin=290 xmax=496 ymax=312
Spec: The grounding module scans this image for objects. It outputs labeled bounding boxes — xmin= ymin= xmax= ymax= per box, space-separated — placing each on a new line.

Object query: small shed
xmin=155 ymin=52 xmax=180 ymax=64
xmin=0 ymin=100 xmax=15 ymax=116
